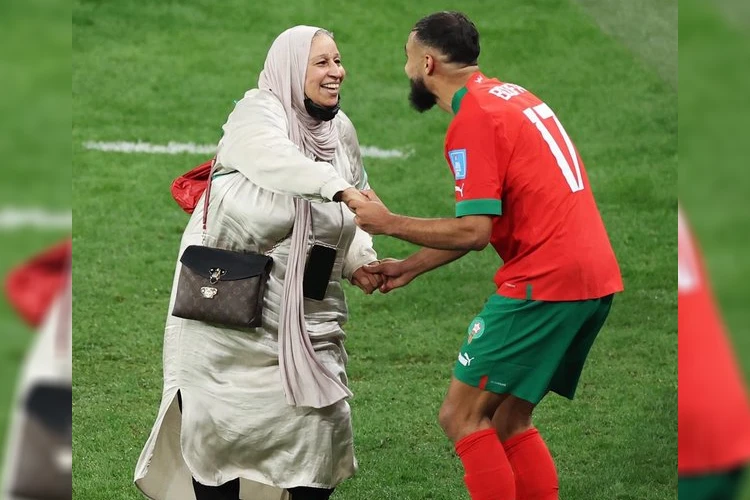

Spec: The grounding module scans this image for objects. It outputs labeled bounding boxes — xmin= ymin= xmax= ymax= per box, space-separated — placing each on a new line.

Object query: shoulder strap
xmin=202 ymin=157 xmax=217 ymax=234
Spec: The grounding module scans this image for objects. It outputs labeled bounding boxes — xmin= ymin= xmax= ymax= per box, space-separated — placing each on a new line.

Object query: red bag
xmin=170 ymin=159 xmax=213 ymax=214
xmin=5 ymin=239 xmax=72 ymax=328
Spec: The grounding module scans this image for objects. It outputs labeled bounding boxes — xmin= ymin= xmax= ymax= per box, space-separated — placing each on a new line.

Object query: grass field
xmin=71 ymin=0 xmax=683 ymax=498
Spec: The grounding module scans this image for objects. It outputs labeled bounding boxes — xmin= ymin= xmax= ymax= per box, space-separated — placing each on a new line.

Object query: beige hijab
xmin=259 ymin=26 xmax=352 ymax=408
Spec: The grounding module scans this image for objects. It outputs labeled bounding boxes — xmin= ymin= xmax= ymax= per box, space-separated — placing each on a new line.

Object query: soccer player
xmin=678 ymin=207 xmax=750 ymax=499
xmin=348 ymin=11 xmax=623 ymax=500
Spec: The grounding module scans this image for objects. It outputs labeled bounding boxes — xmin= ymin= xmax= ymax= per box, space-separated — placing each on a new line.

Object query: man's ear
xmin=424 ymin=54 xmax=436 ymax=76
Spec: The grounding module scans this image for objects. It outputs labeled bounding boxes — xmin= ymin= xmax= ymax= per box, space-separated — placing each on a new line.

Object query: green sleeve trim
xmin=456 ymin=198 xmax=502 ymax=217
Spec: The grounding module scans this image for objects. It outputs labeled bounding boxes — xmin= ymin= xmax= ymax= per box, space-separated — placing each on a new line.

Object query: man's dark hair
xmin=412 ymin=11 xmax=480 ymax=65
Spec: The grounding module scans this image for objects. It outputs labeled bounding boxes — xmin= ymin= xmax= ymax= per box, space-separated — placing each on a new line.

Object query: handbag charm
xmin=200 ymin=268 xmax=225 ymax=298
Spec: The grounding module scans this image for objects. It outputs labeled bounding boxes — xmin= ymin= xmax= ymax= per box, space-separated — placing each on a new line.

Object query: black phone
xmin=303 ymin=243 xmax=337 ymax=300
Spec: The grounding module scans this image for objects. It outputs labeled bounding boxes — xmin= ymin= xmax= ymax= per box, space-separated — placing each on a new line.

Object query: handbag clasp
xmin=209 ymin=268 xmax=226 ymax=284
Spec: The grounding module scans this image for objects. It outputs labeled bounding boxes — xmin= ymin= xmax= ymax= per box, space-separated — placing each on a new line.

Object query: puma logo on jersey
xmin=455 ymin=184 xmax=465 ymax=198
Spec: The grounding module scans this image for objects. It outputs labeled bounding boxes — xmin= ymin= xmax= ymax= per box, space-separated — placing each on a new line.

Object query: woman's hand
xmin=364 ymin=258 xmax=417 ymax=293
xmin=336 ymin=187 xmax=368 ymax=212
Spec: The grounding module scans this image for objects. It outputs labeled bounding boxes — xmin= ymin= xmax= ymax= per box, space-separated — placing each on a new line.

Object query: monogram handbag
xmin=172 ymin=158 xmax=273 ymax=328
xmin=8 ymin=384 xmax=72 ymax=500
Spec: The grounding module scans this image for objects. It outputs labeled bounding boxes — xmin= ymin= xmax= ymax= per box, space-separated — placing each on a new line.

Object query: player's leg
xmin=439 ymin=376 xmax=508 ymax=442
xmin=546 ymin=295 xmax=614 ymax=402
xmin=446 ymin=294 xmax=542 ymax=500
xmin=439 ymin=377 xmax=513 ymax=500
xmin=494 ymin=396 xmax=558 ymax=500
xmin=493 ymin=394 xmax=535 ymax=441
xmin=486 ymin=295 xmax=614 ymax=500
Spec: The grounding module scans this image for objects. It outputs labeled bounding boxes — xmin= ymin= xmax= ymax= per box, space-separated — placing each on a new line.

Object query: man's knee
xmin=438 ymin=379 xmax=507 ymax=442
xmin=493 ymin=396 xmax=535 ymax=441
xmin=438 ymin=399 xmax=461 ymax=438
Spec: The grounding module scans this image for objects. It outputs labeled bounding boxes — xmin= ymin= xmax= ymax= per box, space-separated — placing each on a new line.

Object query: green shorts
xmin=678 ymin=467 xmax=747 ymax=500
xmin=453 ymin=293 xmax=614 ymax=404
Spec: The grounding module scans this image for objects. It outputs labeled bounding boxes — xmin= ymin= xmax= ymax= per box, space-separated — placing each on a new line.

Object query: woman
xmin=135 ymin=26 xmax=381 ymax=500
xmin=2 ymin=240 xmax=71 ymax=500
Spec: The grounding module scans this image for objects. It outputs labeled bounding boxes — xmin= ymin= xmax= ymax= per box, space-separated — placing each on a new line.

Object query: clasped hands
xmin=338 ymin=187 xmax=414 ymax=295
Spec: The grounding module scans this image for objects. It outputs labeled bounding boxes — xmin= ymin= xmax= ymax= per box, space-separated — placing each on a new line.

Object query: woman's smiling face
xmin=305 ymin=33 xmax=345 ymax=108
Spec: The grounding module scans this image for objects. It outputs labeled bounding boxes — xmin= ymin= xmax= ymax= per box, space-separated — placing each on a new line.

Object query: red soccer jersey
xmin=444 ymin=72 xmax=622 ymax=301
xmin=678 ymin=208 xmax=750 ymax=474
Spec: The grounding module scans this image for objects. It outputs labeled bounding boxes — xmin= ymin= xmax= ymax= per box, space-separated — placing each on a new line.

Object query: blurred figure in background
xmin=2 ymin=239 xmax=71 ymax=500
xmin=679 ymin=206 xmax=750 ymax=499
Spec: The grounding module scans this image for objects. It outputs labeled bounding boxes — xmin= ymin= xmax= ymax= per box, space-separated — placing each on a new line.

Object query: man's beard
xmin=408 ymin=76 xmax=437 ymax=112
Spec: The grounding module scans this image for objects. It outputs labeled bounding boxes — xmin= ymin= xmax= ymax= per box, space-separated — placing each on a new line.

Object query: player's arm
xmin=365 ymin=247 xmax=469 ymax=293
xmin=403 ymin=247 xmax=469 ymax=275
xmin=350 ymin=190 xmax=493 ymax=250
xmin=379 ymin=102 xmax=504 ymax=252
xmin=387 ymin=213 xmax=493 ymax=251
xmin=351 ymin=103 xmax=503 ymax=250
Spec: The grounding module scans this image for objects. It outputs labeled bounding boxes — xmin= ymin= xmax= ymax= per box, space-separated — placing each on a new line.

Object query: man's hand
xmin=351 ymin=262 xmax=385 ymax=294
xmin=348 ymin=190 xmax=395 ymax=235
xmin=364 ymin=258 xmax=417 ymax=293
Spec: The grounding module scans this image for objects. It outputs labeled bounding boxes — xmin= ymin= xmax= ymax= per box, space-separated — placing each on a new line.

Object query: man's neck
xmin=434 ymin=66 xmax=479 ymax=114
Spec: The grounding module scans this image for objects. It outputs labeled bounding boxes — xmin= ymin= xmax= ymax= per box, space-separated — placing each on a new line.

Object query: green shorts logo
xmin=467 ymin=317 xmax=485 ymax=344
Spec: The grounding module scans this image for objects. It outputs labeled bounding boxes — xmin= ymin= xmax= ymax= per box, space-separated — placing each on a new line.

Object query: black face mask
xmin=304 ymin=96 xmax=340 ymax=121
xmin=408 ymin=76 xmax=437 ymax=113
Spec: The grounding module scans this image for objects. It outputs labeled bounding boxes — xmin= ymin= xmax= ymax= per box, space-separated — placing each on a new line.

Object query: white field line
xmin=82 ymin=141 xmax=408 ymax=159
xmin=0 ymin=208 xmax=71 ymax=230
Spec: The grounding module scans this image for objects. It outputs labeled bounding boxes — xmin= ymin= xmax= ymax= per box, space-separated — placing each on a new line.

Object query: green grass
xmin=73 ymin=0 xmax=677 ymax=498
xmin=572 ymin=0 xmax=677 ymax=89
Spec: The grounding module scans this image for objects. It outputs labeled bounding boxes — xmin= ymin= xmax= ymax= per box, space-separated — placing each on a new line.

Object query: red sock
xmin=455 ymin=428 xmax=516 ymax=500
xmin=502 ymin=428 xmax=559 ymax=500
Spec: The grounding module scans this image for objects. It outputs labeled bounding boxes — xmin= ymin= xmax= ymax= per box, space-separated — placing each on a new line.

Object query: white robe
xmin=134 ymin=89 xmax=377 ymax=500
xmin=2 ymin=279 xmax=72 ymax=500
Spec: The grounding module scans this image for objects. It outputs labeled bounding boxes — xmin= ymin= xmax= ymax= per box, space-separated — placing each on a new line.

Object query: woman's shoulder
xmin=334 ymin=108 xmax=354 ymax=130
xmin=232 ymin=89 xmax=286 ymax=121
xmin=334 ymin=110 xmax=364 ymax=179
xmin=334 ymin=109 xmax=359 ymax=145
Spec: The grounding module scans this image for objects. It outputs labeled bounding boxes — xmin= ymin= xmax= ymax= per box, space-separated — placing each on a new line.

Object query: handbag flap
xmin=180 ymin=245 xmax=272 ymax=281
